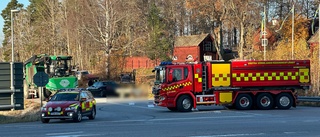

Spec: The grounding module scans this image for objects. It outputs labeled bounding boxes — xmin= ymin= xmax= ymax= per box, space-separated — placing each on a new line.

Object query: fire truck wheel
xmin=167 ymin=107 xmax=177 ymax=111
xmin=235 ymin=94 xmax=253 ymax=110
xmin=177 ymin=95 xmax=192 ymax=112
xmin=275 ymin=93 xmax=293 ymax=109
xmin=256 ymin=93 xmax=274 ymax=110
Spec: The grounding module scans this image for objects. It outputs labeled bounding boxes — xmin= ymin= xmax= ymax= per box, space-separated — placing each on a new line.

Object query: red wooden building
xmin=124 ymin=56 xmax=158 ymax=69
xmin=173 ymin=34 xmax=219 ymax=63
xmin=123 ymin=34 xmax=229 ymax=69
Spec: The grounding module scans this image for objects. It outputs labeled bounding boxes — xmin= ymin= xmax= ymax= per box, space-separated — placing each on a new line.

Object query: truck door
xmin=166 ymin=67 xmax=192 ymax=95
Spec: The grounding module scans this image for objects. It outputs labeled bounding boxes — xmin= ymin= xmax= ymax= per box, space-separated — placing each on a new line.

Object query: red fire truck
xmin=152 ymin=60 xmax=310 ymax=112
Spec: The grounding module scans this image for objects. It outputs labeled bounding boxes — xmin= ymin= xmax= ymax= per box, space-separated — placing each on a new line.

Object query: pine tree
xmin=1 ymin=0 xmax=23 ymax=47
xmin=146 ymin=3 xmax=172 ymax=61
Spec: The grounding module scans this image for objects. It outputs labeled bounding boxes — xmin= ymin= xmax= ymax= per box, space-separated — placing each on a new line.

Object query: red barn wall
xmin=125 ymin=57 xmax=158 ymax=69
xmin=173 ymin=46 xmax=199 ymax=63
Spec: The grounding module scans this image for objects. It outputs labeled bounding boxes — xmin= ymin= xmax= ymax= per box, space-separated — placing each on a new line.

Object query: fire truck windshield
xmin=154 ymin=67 xmax=165 ymax=84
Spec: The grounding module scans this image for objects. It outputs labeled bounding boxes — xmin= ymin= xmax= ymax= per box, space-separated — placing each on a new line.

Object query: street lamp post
xmin=262 ymin=6 xmax=268 ymax=60
xmin=10 ymin=9 xmax=19 ymax=109
xmin=292 ymin=4 xmax=295 ymax=60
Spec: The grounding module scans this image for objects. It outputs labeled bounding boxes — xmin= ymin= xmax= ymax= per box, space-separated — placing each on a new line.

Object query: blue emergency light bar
xmin=160 ymin=61 xmax=173 ymax=66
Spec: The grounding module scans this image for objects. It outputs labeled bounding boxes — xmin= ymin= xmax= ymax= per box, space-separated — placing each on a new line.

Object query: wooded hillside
xmin=1 ymin=0 xmax=320 ymax=93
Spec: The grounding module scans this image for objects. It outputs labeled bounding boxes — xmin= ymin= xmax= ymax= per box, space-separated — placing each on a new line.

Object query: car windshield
xmin=50 ymin=93 xmax=79 ymax=101
xmin=154 ymin=67 xmax=166 ymax=84
xmin=92 ymin=82 xmax=101 ymax=87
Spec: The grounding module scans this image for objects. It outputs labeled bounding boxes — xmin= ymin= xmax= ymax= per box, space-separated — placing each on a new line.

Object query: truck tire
xmin=275 ymin=93 xmax=293 ymax=109
xmin=235 ymin=94 xmax=253 ymax=110
xmin=256 ymin=93 xmax=274 ymax=110
xmin=177 ymin=95 xmax=192 ymax=112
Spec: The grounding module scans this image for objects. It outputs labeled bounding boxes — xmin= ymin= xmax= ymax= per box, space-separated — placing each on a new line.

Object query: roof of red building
xmin=174 ymin=33 xmax=212 ymax=47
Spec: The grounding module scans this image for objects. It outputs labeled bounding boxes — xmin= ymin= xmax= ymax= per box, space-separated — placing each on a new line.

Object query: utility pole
xmin=317 ymin=4 xmax=320 ymax=92
xmin=262 ymin=6 xmax=268 ymax=60
xmin=291 ymin=3 xmax=295 ymax=60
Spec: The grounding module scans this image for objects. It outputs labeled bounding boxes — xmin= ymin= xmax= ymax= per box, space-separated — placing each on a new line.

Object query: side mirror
xmin=168 ymin=69 xmax=173 ymax=82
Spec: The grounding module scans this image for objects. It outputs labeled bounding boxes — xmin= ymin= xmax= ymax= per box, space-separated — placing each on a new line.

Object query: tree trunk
xmin=219 ymin=21 xmax=224 ymax=60
xmin=239 ymin=22 xmax=245 ymax=60
xmin=105 ymin=0 xmax=111 ymax=78
xmin=64 ymin=2 xmax=70 ymax=55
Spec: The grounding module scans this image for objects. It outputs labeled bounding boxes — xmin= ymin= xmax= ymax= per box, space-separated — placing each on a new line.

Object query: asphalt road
xmin=1 ymin=97 xmax=320 ymax=137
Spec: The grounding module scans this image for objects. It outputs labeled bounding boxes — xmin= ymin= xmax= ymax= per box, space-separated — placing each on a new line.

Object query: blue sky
xmin=0 ymin=0 xmax=30 ymax=46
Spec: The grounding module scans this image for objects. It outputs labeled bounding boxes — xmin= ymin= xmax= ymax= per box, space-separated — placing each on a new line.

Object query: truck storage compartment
xmin=230 ymin=60 xmax=310 ymax=87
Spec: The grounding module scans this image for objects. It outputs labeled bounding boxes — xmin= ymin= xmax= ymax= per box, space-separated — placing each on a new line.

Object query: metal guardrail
xmin=297 ymin=96 xmax=320 ymax=102
xmin=0 ymin=105 xmax=14 ymax=109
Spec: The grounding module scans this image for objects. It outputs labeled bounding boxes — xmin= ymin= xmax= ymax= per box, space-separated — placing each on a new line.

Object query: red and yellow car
xmin=40 ymin=88 xmax=96 ymax=123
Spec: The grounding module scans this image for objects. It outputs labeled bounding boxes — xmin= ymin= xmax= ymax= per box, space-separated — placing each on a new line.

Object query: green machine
xmin=24 ymin=54 xmax=78 ymax=100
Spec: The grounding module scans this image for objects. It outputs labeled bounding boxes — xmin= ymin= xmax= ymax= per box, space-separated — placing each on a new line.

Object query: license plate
xmin=50 ymin=112 xmax=61 ymax=115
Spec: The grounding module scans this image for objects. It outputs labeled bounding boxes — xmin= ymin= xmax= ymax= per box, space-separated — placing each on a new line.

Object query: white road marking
xmin=303 ymin=120 xmax=319 ymax=122
xmin=46 ymin=132 xmax=83 ymax=136
xmin=147 ymin=104 xmax=154 ymax=107
xmin=283 ymin=131 xmax=308 ymax=134
xmin=47 ymin=134 xmax=102 ymax=137
xmin=284 ymin=132 xmax=296 ymax=134
xmin=108 ymin=115 xmax=254 ymax=123
xmin=232 ymin=111 xmax=270 ymax=116
xmin=129 ymin=102 xmax=135 ymax=105
xmin=46 ymin=131 xmax=102 ymax=137
xmin=107 ymin=101 xmax=164 ymax=110
xmin=190 ymin=133 xmax=265 ymax=137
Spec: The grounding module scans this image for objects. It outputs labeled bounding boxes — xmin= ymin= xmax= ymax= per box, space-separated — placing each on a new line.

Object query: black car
xmin=87 ymin=81 xmax=119 ymax=97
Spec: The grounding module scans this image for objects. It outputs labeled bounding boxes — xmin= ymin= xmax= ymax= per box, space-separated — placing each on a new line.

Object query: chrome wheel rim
xmin=182 ymin=98 xmax=191 ymax=109
xmin=279 ymin=96 xmax=290 ymax=107
xmin=260 ymin=96 xmax=271 ymax=107
xmin=239 ymin=97 xmax=250 ymax=108
xmin=77 ymin=111 xmax=82 ymax=121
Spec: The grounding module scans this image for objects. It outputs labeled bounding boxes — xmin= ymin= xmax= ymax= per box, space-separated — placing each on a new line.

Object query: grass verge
xmin=0 ymin=100 xmax=41 ymax=124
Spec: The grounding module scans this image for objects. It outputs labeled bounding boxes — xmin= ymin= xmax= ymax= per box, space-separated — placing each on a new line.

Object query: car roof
xmin=58 ymin=88 xmax=88 ymax=93
xmin=57 ymin=91 xmax=79 ymax=94
xmin=77 ymin=70 xmax=89 ymax=72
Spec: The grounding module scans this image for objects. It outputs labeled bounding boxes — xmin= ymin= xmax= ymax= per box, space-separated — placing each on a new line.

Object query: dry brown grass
xmin=298 ymin=102 xmax=320 ymax=107
xmin=0 ymin=100 xmax=41 ymax=124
